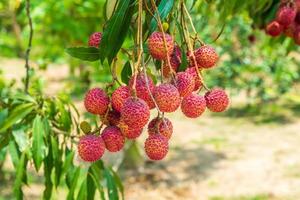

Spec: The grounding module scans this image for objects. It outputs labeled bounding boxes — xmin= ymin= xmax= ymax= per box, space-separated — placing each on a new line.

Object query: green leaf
xmin=0 ymin=103 xmax=35 ymax=133
xmin=90 ymin=161 xmax=105 ymax=199
xmin=13 ymin=152 xmax=27 ymax=200
xmin=32 ymin=115 xmax=47 ymax=171
xmin=110 ymin=167 xmax=124 ymax=200
xmin=77 ymin=179 xmax=87 ymax=200
xmin=43 ymin=140 xmax=54 ymax=200
xmin=66 ymin=47 xmax=100 ymax=62
xmin=99 ymin=0 xmax=136 ymax=64
xmin=149 ymin=0 xmax=174 ymax=33
xmin=12 ymin=128 xmax=29 ymax=152
xmin=121 ymin=61 xmax=132 ymax=84
xmin=66 ymin=167 xmax=81 ymax=200
xmin=104 ymin=168 xmax=119 ymax=200
xmin=51 ymin=136 xmax=63 ymax=187
xmin=9 ymin=140 xmax=20 ymax=168
xmin=87 ymin=168 xmax=96 ymax=200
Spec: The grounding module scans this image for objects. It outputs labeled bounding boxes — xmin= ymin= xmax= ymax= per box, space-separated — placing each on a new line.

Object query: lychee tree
xmin=1 ymin=0 xmax=300 ymax=200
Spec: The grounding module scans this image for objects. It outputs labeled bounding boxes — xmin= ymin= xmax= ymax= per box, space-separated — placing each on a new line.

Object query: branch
xmin=24 ymin=0 xmax=33 ymax=93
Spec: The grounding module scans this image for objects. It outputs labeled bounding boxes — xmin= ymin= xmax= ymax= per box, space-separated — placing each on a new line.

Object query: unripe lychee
xmin=148 ymin=32 xmax=174 ymax=60
xmin=121 ymin=97 xmax=150 ymax=129
xmin=88 ymin=32 xmax=102 ymax=48
xmin=148 ymin=117 xmax=173 ymax=140
xmin=205 ymin=88 xmax=229 ymax=112
xmin=144 ymin=134 xmax=169 ymax=161
xmin=78 ymin=135 xmax=105 ymax=162
xmin=162 ymin=45 xmax=182 ymax=78
xmin=174 ymin=72 xmax=195 ymax=97
xmin=153 ymin=83 xmax=181 ymax=113
xmin=185 ymin=67 xmax=202 ymax=91
xmin=118 ymin=120 xmax=143 ymax=139
xmin=194 ymin=45 xmax=218 ymax=69
xmin=266 ymin=21 xmax=283 ymax=37
xmin=111 ymin=86 xmax=130 ymax=112
xmin=129 ymin=73 xmax=155 ymax=109
xmin=84 ymin=88 xmax=109 ymax=115
xmin=181 ymin=93 xmax=206 ymax=118
xmin=276 ymin=6 xmax=296 ymax=26
xmin=101 ymin=126 xmax=125 ymax=152
xmin=104 ymin=109 xmax=121 ymax=126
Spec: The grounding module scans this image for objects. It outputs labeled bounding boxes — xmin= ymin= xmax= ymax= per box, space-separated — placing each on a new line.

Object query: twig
xmin=24 ymin=0 xmax=33 ymax=93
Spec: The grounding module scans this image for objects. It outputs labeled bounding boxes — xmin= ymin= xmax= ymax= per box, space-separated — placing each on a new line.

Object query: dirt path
xmin=1 ymin=58 xmax=300 ymax=200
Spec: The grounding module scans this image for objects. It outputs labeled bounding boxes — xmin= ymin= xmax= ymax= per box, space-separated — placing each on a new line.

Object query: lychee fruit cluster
xmin=265 ymin=0 xmax=300 ymax=45
xmin=78 ymin=31 xmax=229 ymax=163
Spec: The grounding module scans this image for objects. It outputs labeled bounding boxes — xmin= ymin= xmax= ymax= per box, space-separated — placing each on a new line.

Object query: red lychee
xmin=129 ymin=73 xmax=155 ymax=109
xmin=121 ymin=97 xmax=150 ymax=129
xmin=205 ymin=88 xmax=229 ymax=112
xmin=78 ymin=135 xmax=105 ymax=162
xmin=283 ymin=22 xmax=297 ymax=37
xmin=101 ymin=126 xmax=125 ymax=152
xmin=185 ymin=67 xmax=202 ymax=91
xmin=88 ymin=32 xmax=102 ymax=48
xmin=148 ymin=117 xmax=173 ymax=140
xmin=276 ymin=6 xmax=296 ymax=26
xmin=118 ymin=120 xmax=143 ymax=139
xmin=144 ymin=134 xmax=169 ymax=161
xmin=266 ymin=21 xmax=283 ymax=37
xmin=101 ymin=109 xmax=121 ymax=126
xmin=111 ymin=86 xmax=130 ymax=112
xmin=181 ymin=93 xmax=206 ymax=118
xmin=162 ymin=45 xmax=182 ymax=78
xmin=174 ymin=72 xmax=195 ymax=97
xmin=84 ymin=88 xmax=109 ymax=115
xmin=148 ymin=32 xmax=174 ymax=60
xmin=153 ymin=83 xmax=181 ymax=113
xmin=194 ymin=45 xmax=218 ymax=69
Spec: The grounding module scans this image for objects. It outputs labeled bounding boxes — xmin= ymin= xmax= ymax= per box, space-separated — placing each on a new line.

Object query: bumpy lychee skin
xmin=148 ymin=32 xmax=174 ymax=60
xmin=185 ymin=67 xmax=202 ymax=91
xmin=78 ymin=135 xmax=105 ymax=162
xmin=276 ymin=6 xmax=297 ymax=27
xmin=162 ymin=45 xmax=182 ymax=78
xmin=205 ymin=88 xmax=229 ymax=112
xmin=121 ymin=97 xmax=150 ymax=129
xmin=111 ymin=86 xmax=130 ymax=112
xmin=101 ymin=126 xmax=125 ymax=152
xmin=84 ymin=88 xmax=109 ymax=115
xmin=101 ymin=109 xmax=121 ymax=126
xmin=129 ymin=73 xmax=155 ymax=109
xmin=175 ymin=72 xmax=195 ymax=97
xmin=144 ymin=134 xmax=169 ymax=161
xmin=148 ymin=117 xmax=173 ymax=140
xmin=266 ymin=21 xmax=283 ymax=37
xmin=181 ymin=93 xmax=206 ymax=118
xmin=88 ymin=32 xmax=102 ymax=48
xmin=194 ymin=45 xmax=218 ymax=69
xmin=118 ymin=120 xmax=143 ymax=139
xmin=153 ymin=83 xmax=181 ymax=113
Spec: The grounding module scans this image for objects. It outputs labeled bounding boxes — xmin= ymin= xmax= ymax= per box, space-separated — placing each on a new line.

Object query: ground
xmin=1 ymin=58 xmax=300 ymax=200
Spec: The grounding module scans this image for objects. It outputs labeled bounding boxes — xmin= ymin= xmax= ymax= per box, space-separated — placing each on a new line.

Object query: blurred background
xmin=1 ymin=0 xmax=300 ymax=199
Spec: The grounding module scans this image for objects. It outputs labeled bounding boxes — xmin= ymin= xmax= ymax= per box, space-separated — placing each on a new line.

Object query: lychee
xmin=148 ymin=117 xmax=173 ymax=140
xmin=162 ymin=45 xmax=182 ymax=78
xmin=111 ymin=86 xmax=130 ymax=112
xmin=88 ymin=32 xmax=102 ymax=48
xmin=121 ymin=97 xmax=150 ymax=129
xmin=283 ymin=22 xmax=296 ymax=37
xmin=148 ymin=32 xmax=174 ymax=60
xmin=129 ymin=73 xmax=155 ymax=109
xmin=266 ymin=21 xmax=283 ymax=37
xmin=185 ymin=67 xmax=202 ymax=91
xmin=194 ymin=45 xmax=218 ymax=69
xmin=118 ymin=120 xmax=143 ymax=139
xmin=174 ymin=72 xmax=195 ymax=97
xmin=181 ymin=93 xmax=206 ymax=118
xmin=153 ymin=83 xmax=181 ymax=113
xmin=101 ymin=109 xmax=121 ymax=126
xmin=101 ymin=126 xmax=125 ymax=152
xmin=144 ymin=134 xmax=169 ymax=161
xmin=205 ymin=88 xmax=229 ymax=112
xmin=84 ymin=88 xmax=109 ymax=115
xmin=276 ymin=6 xmax=296 ymax=26
xmin=78 ymin=135 xmax=105 ymax=162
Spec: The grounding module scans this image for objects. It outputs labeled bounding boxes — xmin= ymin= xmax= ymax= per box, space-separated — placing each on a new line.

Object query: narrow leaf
xmin=66 ymin=47 xmax=100 ymax=61
xmin=149 ymin=0 xmax=174 ymax=33
xmin=121 ymin=61 xmax=132 ymax=84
